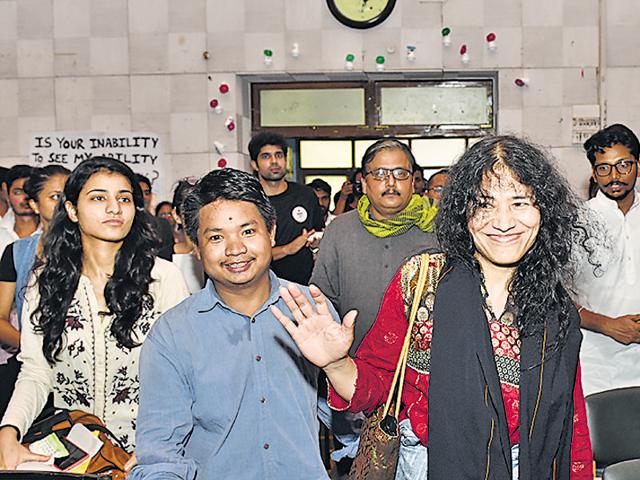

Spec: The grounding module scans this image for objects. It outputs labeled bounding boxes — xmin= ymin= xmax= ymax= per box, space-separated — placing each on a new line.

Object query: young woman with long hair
xmin=0 ymin=165 xmax=70 ymax=417
xmin=0 ymin=157 xmax=189 ymax=469
xmin=274 ymin=136 xmax=595 ymax=479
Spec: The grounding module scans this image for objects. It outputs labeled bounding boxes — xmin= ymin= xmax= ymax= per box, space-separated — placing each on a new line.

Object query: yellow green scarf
xmin=357 ymin=194 xmax=437 ymax=238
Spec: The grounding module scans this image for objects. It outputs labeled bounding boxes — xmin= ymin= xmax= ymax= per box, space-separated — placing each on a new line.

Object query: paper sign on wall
xmin=29 ymin=132 xmax=168 ymax=199
xmin=571 ymin=105 xmax=600 ymax=145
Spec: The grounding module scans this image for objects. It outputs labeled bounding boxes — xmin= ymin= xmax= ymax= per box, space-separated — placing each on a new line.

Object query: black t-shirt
xmin=0 ymin=244 xmax=16 ymax=282
xmin=269 ymin=182 xmax=324 ymax=285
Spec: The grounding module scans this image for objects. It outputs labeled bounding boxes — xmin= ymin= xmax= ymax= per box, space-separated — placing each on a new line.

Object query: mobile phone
xmin=53 ymin=436 xmax=89 ymax=471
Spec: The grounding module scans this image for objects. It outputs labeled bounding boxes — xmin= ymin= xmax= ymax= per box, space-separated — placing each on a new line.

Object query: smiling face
xmin=195 ymin=199 xmax=275 ymax=293
xmin=469 ymin=166 xmax=541 ymax=271
xmin=362 ymin=148 xmax=414 ymax=219
xmin=66 ymin=171 xmax=136 ymax=245
xmin=592 ymin=143 xmax=638 ymax=202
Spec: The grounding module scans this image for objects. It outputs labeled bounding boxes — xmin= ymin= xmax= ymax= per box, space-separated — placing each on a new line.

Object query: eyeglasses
xmin=366 ymin=167 xmax=412 ymax=181
xmin=428 ymin=186 xmax=445 ymax=193
xmin=593 ymin=159 xmax=637 ymax=177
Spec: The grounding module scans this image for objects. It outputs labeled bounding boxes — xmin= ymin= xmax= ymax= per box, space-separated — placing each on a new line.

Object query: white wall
xmin=0 ymin=0 xmax=635 ymax=198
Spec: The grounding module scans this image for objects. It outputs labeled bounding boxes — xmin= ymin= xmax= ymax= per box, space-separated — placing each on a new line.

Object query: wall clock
xmin=326 ymin=0 xmax=396 ymax=29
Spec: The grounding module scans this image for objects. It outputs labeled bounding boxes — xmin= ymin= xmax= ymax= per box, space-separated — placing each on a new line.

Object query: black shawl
xmin=427 ymin=259 xmax=582 ymax=480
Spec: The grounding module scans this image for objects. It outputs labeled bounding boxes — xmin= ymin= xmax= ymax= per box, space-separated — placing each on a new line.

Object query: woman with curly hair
xmin=273 ymin=136 xmax=594 ymax=479
xmin=0 ymin=157 xmax=189 ymax=470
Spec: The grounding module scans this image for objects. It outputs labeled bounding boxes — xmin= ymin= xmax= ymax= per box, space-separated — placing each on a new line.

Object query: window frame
xmin=251 ymin=76 xmax=496 ymax=139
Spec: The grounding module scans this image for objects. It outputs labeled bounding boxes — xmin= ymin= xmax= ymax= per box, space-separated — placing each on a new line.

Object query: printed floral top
xmin=329 ymin=258 xmax=593 ymax=478
xmin=1 ymin=258 xmax=189 ymax=452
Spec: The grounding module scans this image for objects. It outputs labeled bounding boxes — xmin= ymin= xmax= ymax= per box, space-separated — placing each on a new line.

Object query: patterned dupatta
xmin=426 ymin=258 xmax=582 ymax=480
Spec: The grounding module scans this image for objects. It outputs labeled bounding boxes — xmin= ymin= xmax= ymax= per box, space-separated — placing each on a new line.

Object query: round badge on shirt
xmin=292 ymin=206 xmax=308 ymax=223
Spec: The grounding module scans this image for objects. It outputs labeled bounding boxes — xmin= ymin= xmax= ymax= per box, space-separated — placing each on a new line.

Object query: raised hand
xmin=271 ymin=283 xmax=357 ymax=369
xmin=340 ymin=181 xmax=353 ymax=198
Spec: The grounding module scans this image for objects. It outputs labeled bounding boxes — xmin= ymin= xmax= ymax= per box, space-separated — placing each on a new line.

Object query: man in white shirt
xmin=0 ymin=165 xmax=38 ymax=255
xmin=575 ymin=124 xmax=640 ymax=396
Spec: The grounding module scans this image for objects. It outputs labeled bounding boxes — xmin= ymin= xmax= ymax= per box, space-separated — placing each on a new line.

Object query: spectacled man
xmin=310 ymin=138 xmax=438 ymax=465
xmin=424 ymin=169 xmax=449 ymax=205
xmin=574 ymin=123 xmax=640 ymax=395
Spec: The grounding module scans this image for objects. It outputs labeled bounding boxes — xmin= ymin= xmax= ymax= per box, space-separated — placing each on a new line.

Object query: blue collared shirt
xmin=130 ymin=272 xmax=331 ymax=480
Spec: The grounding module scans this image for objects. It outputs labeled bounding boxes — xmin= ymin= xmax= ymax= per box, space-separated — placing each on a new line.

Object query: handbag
xmin=22 ymin=409 xmax=131 ymax=480
xmin=347 ymin=253 xmax=433 ymax=480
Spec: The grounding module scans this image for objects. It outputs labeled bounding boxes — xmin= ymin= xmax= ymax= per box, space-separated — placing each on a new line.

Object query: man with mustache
xmin=575 ymin=123 xmax=640 ymax=395
xmin=250 ymin=132 xmax=324 ymax=285
xmin=310 ymin=138 xmax=438 ymax=468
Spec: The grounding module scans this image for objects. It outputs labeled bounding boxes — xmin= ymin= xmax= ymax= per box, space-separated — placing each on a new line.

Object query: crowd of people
xmin=0 ymin=123 xmax=637 ymax=479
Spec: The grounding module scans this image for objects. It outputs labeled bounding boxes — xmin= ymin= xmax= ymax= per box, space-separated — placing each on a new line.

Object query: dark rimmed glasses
xmin=365 ymin=167 xmax=412 ymax=181
xmin=593 ymin=159 xmax=637 ymax=177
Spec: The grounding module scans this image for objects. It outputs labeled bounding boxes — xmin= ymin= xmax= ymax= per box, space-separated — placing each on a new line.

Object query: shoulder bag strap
xmin=381 ymin=253 xmax=430 ymax=419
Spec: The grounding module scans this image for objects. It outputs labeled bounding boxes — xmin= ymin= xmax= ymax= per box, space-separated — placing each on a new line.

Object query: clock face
xmin=327 ymin=0 xmax=396 ymax=29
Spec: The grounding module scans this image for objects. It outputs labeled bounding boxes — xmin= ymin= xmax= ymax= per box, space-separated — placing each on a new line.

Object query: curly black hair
xmin=436 ymin=136 xmax=591 ymax=350
xmin=32 ymin=157 xmax=158 ymax=365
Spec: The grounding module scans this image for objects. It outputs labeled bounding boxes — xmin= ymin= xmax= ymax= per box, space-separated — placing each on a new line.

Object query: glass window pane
xmin=304 ymin=175 xmax=348 ymax=210
xmin=380 ymin=85 xmax=491 ymax=126
xmin=411 ymin=138 xmax=466 ymax=167
xmin=260 ymin=88 xmax=366 ymax=127
xmin=300 ymin=140 xmax=352 ymax=169
xmin=354 ymin=138 xmax=409 ymax=167
xmin=354 ymin=140 xmax=376 ymax=166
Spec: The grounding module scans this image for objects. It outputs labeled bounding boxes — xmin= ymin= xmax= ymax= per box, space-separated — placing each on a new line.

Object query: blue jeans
xmin=395 ymin=419 xmax=520 ymax=480
xmin=317 ymin=397 xmax=364 ymax=461
xmin=396 ymin=419 xmax=428 ymax=479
